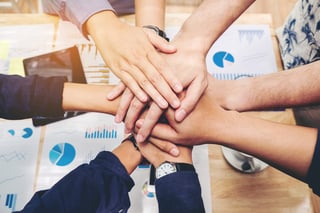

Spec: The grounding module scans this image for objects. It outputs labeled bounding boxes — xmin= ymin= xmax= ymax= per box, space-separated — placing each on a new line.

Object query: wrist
xmin=173 ymin=25 xmax=213 ymax=55
xmin=142 ymin=25 xmax=169 ymax=41
xmin=85 ymin=10 xmax=123 ymax=36
xmin=204 ymin=84 xmax=242 ymax=145
xmin=112 ymin=136 xmax=142 ymax=174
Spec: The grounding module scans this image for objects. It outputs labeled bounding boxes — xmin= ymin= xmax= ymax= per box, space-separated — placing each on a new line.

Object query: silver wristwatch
xmin=155 ymin=161 xmax=195 ymax=179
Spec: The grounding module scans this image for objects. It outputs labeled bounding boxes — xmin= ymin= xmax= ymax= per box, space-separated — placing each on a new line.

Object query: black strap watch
xmin=143 ymin=25 xmax=170 ymax=41
xmin=155 ymin=161 xmax=195 ymax=179
xmin=121 ymin=133 xmax=139 ymax=151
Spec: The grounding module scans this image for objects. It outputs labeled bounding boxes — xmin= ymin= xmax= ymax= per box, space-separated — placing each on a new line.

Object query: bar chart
xmin=84 ymin=125 xmax=118 ymax=139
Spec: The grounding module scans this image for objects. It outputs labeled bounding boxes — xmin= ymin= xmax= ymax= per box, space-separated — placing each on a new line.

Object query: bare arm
xmin=84 ymin=5 xmax=181 ymax=113
xmin=62 ymin=83 xmax=120 ymax=115
xmin=213 ymin=60 xmax=320 ymax=111
xmin=135 ymin=0 xmax=165 ymax=28
xmin=173 ymin=0 xmax=255 ymax=55
xmin=145 ymin=75 xmax=318 ymax=181
xmin=133 ymin=0 xmax=257 ymax=143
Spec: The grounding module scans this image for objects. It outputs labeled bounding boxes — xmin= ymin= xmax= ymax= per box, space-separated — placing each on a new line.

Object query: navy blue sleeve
xmin=306 ymin=129 xmax=320 ymax=195
xmin=0 ymin=74 xmax=66 ymax=119
xmin=16 ymin=151 xmax=134 ymax=213
xmin=155 ymin=171 xmax=205 ymax=213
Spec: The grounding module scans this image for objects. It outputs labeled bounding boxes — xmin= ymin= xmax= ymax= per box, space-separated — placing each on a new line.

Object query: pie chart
xmin=49 ymin=143 xmax=76 ymax=166
xmin=213 ymin=51 xmax=235 ymax=68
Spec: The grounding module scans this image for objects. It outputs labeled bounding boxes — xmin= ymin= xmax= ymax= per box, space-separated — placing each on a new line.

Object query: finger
xmin=122 ymin=61 xmax=170 ymax=109
xmin=135 ymin=61 xmax=174 ymax=109
xmin=118 ymin=67 xmax=149 ymax=103
xmin=124 ymin=97 xmax=146 ymax=133
xmin=135 ymin=102 xmax=163 ymax=143
xmin=114 ymin=88 xmax=134 ymax=123
xmin=175 ymin=76 xmax=208 ymax=122
xmin=138 ymin=51 xmax=182 ymax=109
xmin=137 ymin=141 xmax=166 ymax=167
xmin=147 ymin=32 xmax=177 ymax=53
xmin=136 ymin=118 xmax=177 ymax=141
xmin=106 ymin=82 xmax=126 ymax=100
xmin=146 ymin=136 xmax=180 ymax=157
xmin=147 ymin=50 xmax=183 ymax=94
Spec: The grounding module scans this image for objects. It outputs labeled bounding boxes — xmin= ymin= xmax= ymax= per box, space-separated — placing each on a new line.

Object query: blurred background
xmin=0 ymin=0 xmax=296 ymax=28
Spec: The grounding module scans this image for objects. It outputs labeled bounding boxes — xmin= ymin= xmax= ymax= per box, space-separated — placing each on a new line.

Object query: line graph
xmin=0 ymin=174 xmax=24 ymax=185
xmin=0 ymin=151 xmax=25 ymax=162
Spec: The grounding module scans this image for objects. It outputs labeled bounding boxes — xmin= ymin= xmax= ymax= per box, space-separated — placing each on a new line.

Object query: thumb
xmin=147 ymin=31 xmax=176 ymax=53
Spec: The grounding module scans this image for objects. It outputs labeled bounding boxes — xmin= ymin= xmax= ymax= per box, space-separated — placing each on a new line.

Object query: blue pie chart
xmin=213 ymin=51 xmax=235 ymax=68
xmin=49 ymin=143 xmax=76 ymax=166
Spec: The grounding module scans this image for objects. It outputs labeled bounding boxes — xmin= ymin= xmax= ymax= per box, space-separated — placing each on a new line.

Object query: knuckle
xmin=130 ymin=99 xmax=143 ymax=110
xmin=149 ymin=73 xmax=162 ymax=85
xmin=139 ymin=78 xmax=149 ymax=88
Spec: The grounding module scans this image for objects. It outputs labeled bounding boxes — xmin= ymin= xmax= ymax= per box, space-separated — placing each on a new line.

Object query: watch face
xmin=156 ymin=162 xmax=177 ymax=179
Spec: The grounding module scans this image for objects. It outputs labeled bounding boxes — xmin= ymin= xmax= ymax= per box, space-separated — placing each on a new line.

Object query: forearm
xmin=217 ymin=60 xmax=320 ymax=111
xmin=62 ymin=83 xmax=120 ymax=115
xmin=134 ymin=0 xmax=165 ymax=29
xmin=173 ymin=0 xmax=255 ymax=54
xmin=206 ymin=84 xmax=318 ymax=180
xmin=216 ymin=112 xmax=316 ymax=180
xmin=112 ymin=139 xmax=143 ymax=174
xmin=85 ymin=10 xmax=124 ymax=41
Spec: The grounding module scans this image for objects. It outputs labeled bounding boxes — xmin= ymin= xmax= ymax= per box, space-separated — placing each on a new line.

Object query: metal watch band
xmin=142 ymin=25 xmax=170 ymax=41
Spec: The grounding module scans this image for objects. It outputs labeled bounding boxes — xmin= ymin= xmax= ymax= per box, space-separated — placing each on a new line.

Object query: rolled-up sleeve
xmin=42 ymin=0 xmax=134 ymax=37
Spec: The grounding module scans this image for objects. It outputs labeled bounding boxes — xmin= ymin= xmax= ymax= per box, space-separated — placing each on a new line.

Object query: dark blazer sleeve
xmin=307 ymin=129 xmax=320 ymax=196
xmin=155 ymin=171 xmax=205 ymax=213
xmin=0 ymin=74 xmax=67 ymax=119
xmin=16 ymin=151 xmax=134 ymax=213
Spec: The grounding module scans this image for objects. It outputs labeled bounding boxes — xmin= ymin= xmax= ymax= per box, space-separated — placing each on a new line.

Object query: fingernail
xmin=170 ymin=148 xmax=179 ymax=156
xmin=106 ymin=91 xmax=115 ymax=100
xmin=136 ymin=119 xmax=144 ymax=128
xmin=158 ymin=98 xmax=168 ymax=109
xmin=174 ymin=83 xmax=183 ymax=93
xmin=136 ymin=134 xmax=144 ymax=143
xmin=171 ymin=99 xmax=180 ymax=109
xmin=175 ymin=109 xmax=186 ymax=122
xmin=125 ymin=127 xmax=131 ymax=134
xmin=114 ymin=114 xmax=122 ymax=123
xmin=140 ymin=93 xmax=148 ymax=102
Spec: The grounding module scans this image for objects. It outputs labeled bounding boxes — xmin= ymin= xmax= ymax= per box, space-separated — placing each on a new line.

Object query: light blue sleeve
xmin=41 ymin=0 xmax=115 ymax=36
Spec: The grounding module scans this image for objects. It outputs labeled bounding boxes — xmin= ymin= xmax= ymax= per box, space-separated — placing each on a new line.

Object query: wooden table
xmin=0 ymin=12 xmax=315 ymax=213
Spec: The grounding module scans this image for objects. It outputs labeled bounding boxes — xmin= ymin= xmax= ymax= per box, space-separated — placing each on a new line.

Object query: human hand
xmin=164 ymin=38 xmax=208 ymax=122
xmin=106 ymin=23 xmax=209 ymax=143
xmin=87 ymin=11 xmax=182 ymax=111
xmin=135 ymin=40 xmax=209 ymax=142
xmin=136 ymin=76 xmax=229 ymax=147
xmin=138 ymin=137 xmax=192 ymax=168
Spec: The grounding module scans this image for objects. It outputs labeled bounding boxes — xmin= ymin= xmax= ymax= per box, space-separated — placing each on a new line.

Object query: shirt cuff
xmin=31 ymin=75 xmax=67 ymax=117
